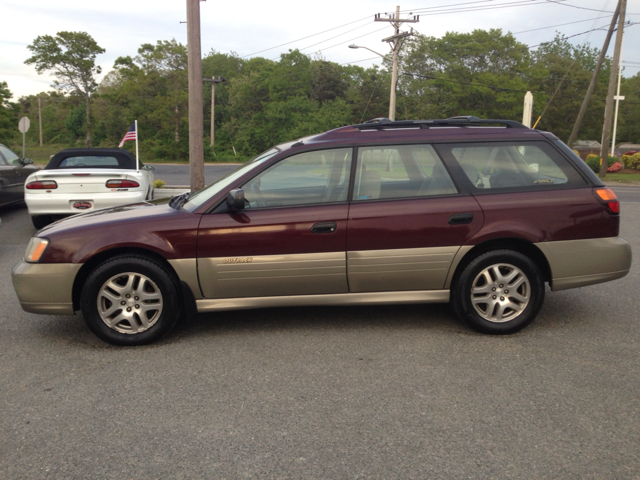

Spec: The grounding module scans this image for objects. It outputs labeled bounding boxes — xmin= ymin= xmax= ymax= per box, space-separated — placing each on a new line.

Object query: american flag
xmin=118 ymin=123 xmax=137 ymax=147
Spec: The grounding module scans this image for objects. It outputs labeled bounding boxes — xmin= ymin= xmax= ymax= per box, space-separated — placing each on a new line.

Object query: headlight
xmin=24 ymin=237 xmax=49 ymax=263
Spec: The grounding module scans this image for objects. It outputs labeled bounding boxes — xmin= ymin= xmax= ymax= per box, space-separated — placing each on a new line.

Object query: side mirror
xmin=22 ymin=158 xmax=34 ymax=165
xmin=226 ymin=189 xmax=245 ymax=212
xmin=144 ymin=165 xmax=156 ymax=171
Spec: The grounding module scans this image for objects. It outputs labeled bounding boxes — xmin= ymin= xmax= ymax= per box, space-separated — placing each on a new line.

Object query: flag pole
xmin=135 ymin=119 xmax=139 ymax=172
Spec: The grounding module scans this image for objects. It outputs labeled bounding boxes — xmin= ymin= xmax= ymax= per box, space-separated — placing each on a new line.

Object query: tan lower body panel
xmin=168 ymin=258 xmax=203 ymax=299
xmin=535 ymin=237 xmax=632 ymax=291
xmin=347 ymin=246 xmax=460 ymax=292
xmin=12 ymin=261 xmax=82 ymax=315
xmin=198 ymin=252 xmax=348 ymax=298
xmin=196 ymin=289 xmax=450 ymax=312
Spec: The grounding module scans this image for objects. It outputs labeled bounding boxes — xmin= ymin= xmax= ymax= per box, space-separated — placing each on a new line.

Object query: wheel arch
xmin=447 ymin=238 xmax=552 ymax=290
xmin=72 ymin=247 xmax=196 ymax=314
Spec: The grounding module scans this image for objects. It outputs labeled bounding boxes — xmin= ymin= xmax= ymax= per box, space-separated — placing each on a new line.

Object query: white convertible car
xmin=25 ymin=148 xmax=155 ymax=229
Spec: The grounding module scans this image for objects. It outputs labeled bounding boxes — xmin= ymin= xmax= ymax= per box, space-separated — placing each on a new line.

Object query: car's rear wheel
xmin=452 ymin=249 xmax=545 ymax=334
xmin=32 ymin=215 xmax=52 ymax=229
xmin=80 ymin=256 xmax=181 ymax=346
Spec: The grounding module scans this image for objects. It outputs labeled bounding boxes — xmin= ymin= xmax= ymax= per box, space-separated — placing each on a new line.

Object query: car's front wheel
xmin=80 ymin=256 xmax=181 ymax=346
xmin=452 ymin=249 xmax=545 ymax=334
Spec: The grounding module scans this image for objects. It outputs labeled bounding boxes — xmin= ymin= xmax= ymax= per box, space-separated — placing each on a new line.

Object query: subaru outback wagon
xmin=12 ymin=117 xmax=632 ymax=346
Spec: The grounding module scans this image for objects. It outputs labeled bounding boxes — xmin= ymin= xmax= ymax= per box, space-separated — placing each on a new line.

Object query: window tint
xmin=448 ymin=143 xmax=582 ymax=190
xmin=243 ymin=148 xmax=352 ymax=208
xmin=352 ymin=144 xmax=456 ymax=201
xmin=58 ymin=156 xmax=120 ymax=168
xmin=0 ymin=145 xmax=21 ymax=165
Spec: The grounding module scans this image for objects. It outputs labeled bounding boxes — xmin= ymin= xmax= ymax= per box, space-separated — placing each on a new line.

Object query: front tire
xmin=452 ymin=249 xmax=545 ymax=334
xmin=80 ymin=256 xmax=181 ymax=346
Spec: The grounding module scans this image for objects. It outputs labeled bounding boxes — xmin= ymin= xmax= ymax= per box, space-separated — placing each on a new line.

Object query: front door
xmin=197 ymin=148 xmax=353 ymax=299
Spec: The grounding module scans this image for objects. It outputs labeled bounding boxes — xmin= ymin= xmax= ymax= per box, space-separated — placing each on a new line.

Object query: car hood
xmin=38 ymin=199 xmax=174 ymax=234
xmin=37 ymin=200 xmax=202 ymax=264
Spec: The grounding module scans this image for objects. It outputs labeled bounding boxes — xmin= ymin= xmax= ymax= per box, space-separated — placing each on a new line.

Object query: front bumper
xmin=12 ymin=261 xmax=82 ymax=315
xmin=26 ymin=191 xmax=146 ymax=216
xmin=536 ymin=236 xmax=632 ymax=291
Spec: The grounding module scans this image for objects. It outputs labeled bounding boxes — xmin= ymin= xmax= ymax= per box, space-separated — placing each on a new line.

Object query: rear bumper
xmin=12 ymin=261 xmax=82 ymax=315
xmin=25 ymin=191 xmax=146 ymax=215
xmin=536 ymin=237 xmax=632 ymax=291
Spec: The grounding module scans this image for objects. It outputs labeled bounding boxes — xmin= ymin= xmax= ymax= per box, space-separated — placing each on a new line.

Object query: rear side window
xmin=353 ymin=144 xmax=457 ymax=201
xmin=441 ymin=142 xmax=585 ymax=191
xmin=58 ymin=156 xmax=121 ymax=168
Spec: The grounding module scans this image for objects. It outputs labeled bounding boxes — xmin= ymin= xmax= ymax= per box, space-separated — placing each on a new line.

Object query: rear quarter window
xmin=437 ymin=142 xmax=586 ymax=192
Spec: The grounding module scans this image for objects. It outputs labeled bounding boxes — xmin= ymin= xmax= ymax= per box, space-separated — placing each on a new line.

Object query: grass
xmin=601 ymin=172 xmax=640 ymax=183
xmin=9 ymin=143 xmax=247 ymax=165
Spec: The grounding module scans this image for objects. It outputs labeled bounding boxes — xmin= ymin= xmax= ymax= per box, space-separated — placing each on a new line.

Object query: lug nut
xmin=500 ymin=296 xmax=505 ymax=301
xmin=121 ymin=301 xmax=126 ymax=305
xmin=492 ymin=295 xmax=497 ymax=299
xmin=126 ymin=294 xmax=131 ymax=298
xmin=505 ymin=290 xmax=509 ymax=294
xmin=499 ymin=284 xmax=503 ymax=288
xmin=135 ymin=305 xmax=140 ymax=309
xmin=126 ymin=307 xmax=132 ymax=312
xmin=134 ymin=296 xmax=139 ymax=301
xmin=492 ymin=287 xmax=496 ymax=291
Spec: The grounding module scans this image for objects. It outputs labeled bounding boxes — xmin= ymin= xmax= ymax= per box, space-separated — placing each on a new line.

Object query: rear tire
xmin=452 ymin=249 xmax=545 ymax=334
xmin=32 ymin=215 xmax=52 ymax=229
xmin=80 ymin=256 xmax=181 ymax=346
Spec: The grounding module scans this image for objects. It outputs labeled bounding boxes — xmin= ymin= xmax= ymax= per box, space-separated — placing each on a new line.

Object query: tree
xmin=25 ymin=31 xmax=105 ymax=147
xmin=0 ymin=82 xmax=18 ymax=145
xmin=399 ymin=29 xmax=531 ymax=120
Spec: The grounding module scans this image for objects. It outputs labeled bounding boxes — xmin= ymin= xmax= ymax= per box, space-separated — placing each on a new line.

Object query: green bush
xmin=153 ymin=179 xmax=166 ymax=188
xmin=585 ymin=155 xmax=616 ymax=174
xmin=626 ymin=153 xmax=640 ymax=170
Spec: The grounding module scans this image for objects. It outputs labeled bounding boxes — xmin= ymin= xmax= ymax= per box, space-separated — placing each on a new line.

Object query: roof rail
xmin=352 ymin=116 xmax=528 ymax=130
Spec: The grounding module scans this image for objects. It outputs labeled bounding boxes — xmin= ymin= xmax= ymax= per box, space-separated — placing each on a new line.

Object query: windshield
xmin=182 ymin=148 xmax=280 ymax=211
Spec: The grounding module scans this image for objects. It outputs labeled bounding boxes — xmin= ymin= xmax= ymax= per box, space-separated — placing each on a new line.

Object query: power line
xmin=545 ymin=0 xmax=639 ymax=15
xmin=512 ymin=16 xmax=602 ymax=34
xmin=241 ymin=16 xmax=371 ymax=58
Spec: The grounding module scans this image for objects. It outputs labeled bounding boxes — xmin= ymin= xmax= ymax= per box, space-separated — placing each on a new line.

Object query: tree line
xmin=1 ymin=29 xmax=639 ymax=161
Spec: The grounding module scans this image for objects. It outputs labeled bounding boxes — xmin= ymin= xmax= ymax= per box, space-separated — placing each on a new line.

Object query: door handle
xmin=448 ymin=213 xmax=474 ymax=225
xmin=311 ymin=222 xmax=337 ymax=233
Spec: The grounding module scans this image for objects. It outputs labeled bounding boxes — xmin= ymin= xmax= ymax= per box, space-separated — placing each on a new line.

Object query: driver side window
xmin=242 ymin=148 xmax=352 ymax=209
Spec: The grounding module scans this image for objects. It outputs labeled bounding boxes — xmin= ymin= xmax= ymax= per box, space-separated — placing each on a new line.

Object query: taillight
xmin=26 ymin=180 xmax=57 ymax=189
xmin=594 ymin=188 xmax=620 ymax=214
xmin=106 ymin=180 xmax=140 ymax=188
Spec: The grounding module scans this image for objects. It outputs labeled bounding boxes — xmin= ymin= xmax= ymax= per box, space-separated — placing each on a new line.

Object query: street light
xmin=349 ymin=44 xmax=398 ymax=121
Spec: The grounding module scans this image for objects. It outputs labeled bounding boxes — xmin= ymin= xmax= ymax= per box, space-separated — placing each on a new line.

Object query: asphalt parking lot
xmin=1 ymin=192 xmax=639 ymax=479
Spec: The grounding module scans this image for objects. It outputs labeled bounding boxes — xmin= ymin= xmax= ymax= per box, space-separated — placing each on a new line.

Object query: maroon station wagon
xmin=12 ymin=117 xmax=632 ymax=346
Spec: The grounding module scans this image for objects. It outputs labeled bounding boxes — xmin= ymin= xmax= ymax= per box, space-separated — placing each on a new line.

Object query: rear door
xmin=346 ymin=144 xmax=483 ymax=293
xmin=197 ymin=148 xmax=353 ymax=299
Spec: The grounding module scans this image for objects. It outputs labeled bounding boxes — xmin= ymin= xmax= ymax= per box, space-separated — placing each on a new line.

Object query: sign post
xmin=18 ymin=117 xmax=30 ymax=158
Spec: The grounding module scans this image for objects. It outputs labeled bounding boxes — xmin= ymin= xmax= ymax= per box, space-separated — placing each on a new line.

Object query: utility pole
xmin=611 ymin=32 xmax=625 ymax=157
xmin=186 ymin=0 xmax=205 ymax=191
xmin=567 ymin=0 xmax=620 ymax=149
xmin=599 ymin=0 xmax=626 ymax=178
xmin=374 ymin=6 xmax=418 ymax=121
xmin=203 ymin=76 xmax=226 ymax=148
xmin=38 ymin=96 xmax=43 ymax=147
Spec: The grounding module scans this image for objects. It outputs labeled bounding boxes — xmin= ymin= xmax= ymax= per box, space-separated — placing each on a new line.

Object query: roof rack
xmin=352 ymin=116 xmax=528 ymax=130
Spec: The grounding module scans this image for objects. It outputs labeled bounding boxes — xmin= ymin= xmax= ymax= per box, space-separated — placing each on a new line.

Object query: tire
xmin=80 ymin=256 xmax=181 ymax=346
xmin=32 ymin=215 xmax=52 ymax=229
xmin=452 ymin=249 xmax=545 ymax=335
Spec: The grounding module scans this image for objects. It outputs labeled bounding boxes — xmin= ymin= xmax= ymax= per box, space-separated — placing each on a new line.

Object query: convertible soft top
xmin=45 ymin=148 xmax=139 ymax=170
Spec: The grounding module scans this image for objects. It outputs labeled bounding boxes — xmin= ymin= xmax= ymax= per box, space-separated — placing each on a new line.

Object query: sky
xmin=1 ymin=0 xmax=639 ymax=99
